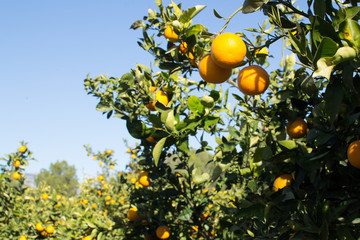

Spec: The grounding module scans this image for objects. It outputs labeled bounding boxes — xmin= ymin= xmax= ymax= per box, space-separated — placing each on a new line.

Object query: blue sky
xmin=0 ymin=0 xmax=289 ymax=181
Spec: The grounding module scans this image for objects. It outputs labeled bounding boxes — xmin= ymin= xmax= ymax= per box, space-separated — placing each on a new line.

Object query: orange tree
xmin=84 ymin=0 xmax=360 ymax=239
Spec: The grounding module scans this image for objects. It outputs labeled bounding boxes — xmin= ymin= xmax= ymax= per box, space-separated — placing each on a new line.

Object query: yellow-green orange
xmin=199 ymin=55 xmax=232 ymax=84
xmin=237 ymin=65 xmax=269 ymax=95
xmin=211 ymin=33 xmax=247 ymax=69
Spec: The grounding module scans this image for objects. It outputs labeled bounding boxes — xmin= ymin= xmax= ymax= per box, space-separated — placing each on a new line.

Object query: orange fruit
xmin=131 ymin=177 xmax=137 ymax=183
xmin=131 ymin=154 xmax=137 ymax=159
xmin=83 ymin=199 xmax=88 ymax=204
xmin=99 ymin=161 xmax=103 ymax=166
xmin=211 ymin=33 xmax=247 ymax=69
xmin=255 ymin=47 xmax=268 ymax=56
xmin=56 ymin=203 xmax=61 ymax=207
xmin=347 ymin=140 xmax=360 ymax=168
xmin=273 ymin=174 xmax=292 ymax=192
xmin=126 ymin=148 xmax=131 ymax=153
xmin=83 ymin=236 xmax=92 ymax=240
xmin=18 ymin=236 xmax=27 ymax=240
xmin=46 ymin=226 xmax=55 ymax=234
xmin=13 ymin=172 xmax=21 ymax=180
xmin=164 ymin=25 xmax=178 ymax=42
xmin=146 ymin=90 xmax=169 ymax=111
xmin=127 ymin=207 xmax=140 ymax=221
xmin=42 ymin=193 xmax=48 ymax=200
xmin=106 ymin=149 xmax=112 ymax=154
xmin=13 ymin=160 xmax=21 ymax=168
xmin=146 ymin=136 xmax=157 ymax=143
xmin=35 ymin=222 xmax=44 ymax=232
xmin=92 ymin=203 xmax=96 ymax=209
xmin=110 ymin=165 xmax=114 ymax=170
xmin=106 ymin=196 xmax=111 ymax=201
xmin=139 ymin=172 xmax=151 ymax=187
xmin=98 ymin=175 xmax=104 ymax=181
xmin=237 ymin=65 xmax=269 ymax=95
xmin=156 ymin=226 xmax=170 ymax=239
xmin=92 ymin=156 xmax=97 ymax=160
xmin=179 ymin=41 xmax=188 ymax=54
xmin=199 ymin=54 xmax=232 ymax=84
xmin=18 ymin=146 xmax=27 ymax=153
xmin=286 ymin=119 xmax=308 ymax=139
xmin=87 ymin=152 xmax=91 ymax=156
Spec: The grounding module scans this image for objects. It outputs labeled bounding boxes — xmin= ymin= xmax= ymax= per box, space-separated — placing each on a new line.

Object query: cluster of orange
xmin=198 ymin=33 xmax=269 ymax=96
xmin=12 ymin=145 xmax=27 ymax=180
xmin=127 ymin=208 xmax=170 ymax=239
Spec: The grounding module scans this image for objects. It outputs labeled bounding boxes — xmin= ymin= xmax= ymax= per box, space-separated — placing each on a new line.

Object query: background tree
xmin=35 ymin=160 xmax=79 ymax=197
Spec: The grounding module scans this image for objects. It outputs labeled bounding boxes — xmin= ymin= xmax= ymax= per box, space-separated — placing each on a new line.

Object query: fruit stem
xmin=218 ymin=7 xmax=242 ymax=34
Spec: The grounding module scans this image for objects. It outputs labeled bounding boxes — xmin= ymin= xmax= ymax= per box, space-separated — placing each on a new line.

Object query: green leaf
xmin=179 ymin=5 xmax=206 ymax=23
xmin=253 ymin=146 xmax=273 ymax=162
xmin=213 ymin=9 xmax=224 ymax=18
xmin=126 ymin=119 xmax=152 ymax=139
xmin=269 ymin=90 xmax=296 ymax=104
xmin=301 ymin=76 xmax=318 ymax=94
xmin=204 ymin=116 xmax=219 ymax=128
xmin=164 ymin=110 xmax=176 ymax=132
xmin=339 ymin=19 xmax=360 ymax=49
xmin=242 ymin=0 xmax=269 ymax=14
xmin=177 ymin=208 xmax=193 ymax=221
xmin=177 ymin=137 xmax=189 ymax=152
xmin=188 ymin=95 xmax=205 ymax=115
xmin=313 ymin=0 xmax=326 ymax=19
xmin=96 ymin=102 xmax=112 ymax=112
xmin=185 ymin=24 xmax=205 ymax=37
xmin=313 ymin=46 xmax=356 ymax=80
xmin=153 ymin=137 xmax=167 ymax=167
xmin=313 ymin=37 xmax=339 ymax=69
xmin=278 ymin=140 xmax=297 ymax=149
xmin=324 ymin=79 xmax=343 ymax=125
xmin=130 ymin=20 xmax=145 ymax=30
xmin=228 ymin=126 xmax=241 ymax=140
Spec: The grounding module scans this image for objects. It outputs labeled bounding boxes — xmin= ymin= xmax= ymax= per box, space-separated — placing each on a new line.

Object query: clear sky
xmin=0 ymin=0 xmax=289 ymax=181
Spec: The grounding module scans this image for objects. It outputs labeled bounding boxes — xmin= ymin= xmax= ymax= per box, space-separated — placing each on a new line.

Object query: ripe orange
xmin=18 ymin=146 xmax=27 ymax=153
xmin=98 ymin=175 xmax=104 ymax=181
xmin=139 ymin=172 xmax=151 ymax=187
xmin=87 ymin=152 xmax=91 ymax=156
xmin=237 ymin=65 xmax=269 ymax=95
xmin=18 ymin=236 xmax=27 ymax=240
xmin=179 ymin=41 xmax=188 ymax=54
xmin=13 ymin=160 xmax=21 ymax=168
xmin=127 ymin=207 xmax=140 ymax=221
xmin=131 ymin=177 xmax=137 ymax=183
xmin=156 ymin=226 xmax=170 ymax=239
xmin=255 ymin=47 xmax=268 ymax=56
xmin=42 ymin=193 xmax=48 ymax=200
xmin=46 ymin=226 xmax=55 ymax=234
xmin=286 ymin=119 xmax=308 ymax=139
xmin=83 ymin=199 xmax=88 ymax=204
xmin=146 ymin=90 xmax=169 ymax=111
xmin=92 ymin=156 xmax=97 ymax=160
xmin=106 ymin=196 xmax=111 ymax=201
xmin=164 ymin=25 xmax=178 ymax=42
xmin=126 ymin=148 xmax=131 ymax=153
xmin=35 ymin=222 xmax=44 ymax=232
xmin=110 ymin=165 xmax=114 ymax=170
xmin=199 ymin=54 xmax=232 ymax=84
xmin=56 ymin=203 xmax=61 ymax=208
xmin=211 ymin=33 xmax=247 ymax=69
xmin=92 ymin=203 xmax=97 ymax=209
xmin=273 ymin=174 xmax=292 ymax=192
xmin=106 ymin=149 xmax=112 ymax=154
xmin=347 ymin=140 xmax=360 ymax=168
xmin=13 ymin=172 xmax=21 ymax=180
xmin=131 ymin=154 xmax=137 ymax=159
